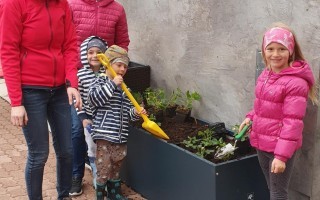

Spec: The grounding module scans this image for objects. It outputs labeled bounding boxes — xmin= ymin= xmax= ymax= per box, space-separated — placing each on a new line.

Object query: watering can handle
xmin=97 ymin=54 xmax=148 ymax=121
xmin=234 ymin=123 xmax=251 ymax=140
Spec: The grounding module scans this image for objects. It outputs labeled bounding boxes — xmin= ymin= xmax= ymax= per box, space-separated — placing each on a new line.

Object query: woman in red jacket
xmin=67 ymin=0 xmax=130 ymax=197
xmin=0 ymin=0 xmax=81 ymax=199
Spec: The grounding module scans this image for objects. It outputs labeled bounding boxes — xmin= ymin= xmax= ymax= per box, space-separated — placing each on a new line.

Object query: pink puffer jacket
xmin=246 ymin=60 xmax=314 ymax=162
xmin=67 ymin=0 xmax=129 ymax=51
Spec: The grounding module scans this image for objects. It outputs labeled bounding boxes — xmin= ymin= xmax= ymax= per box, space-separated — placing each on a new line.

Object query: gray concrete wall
xmin=118 ymin=0 xmax=320 ymax=199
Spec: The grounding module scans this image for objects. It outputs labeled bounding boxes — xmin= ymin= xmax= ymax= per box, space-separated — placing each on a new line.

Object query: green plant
xmin=176 ymin=89 xmax=201 ymax=112
xmin=144 ymin=88 xmax=167 ymax=112
xmin=166 ymin=89 xmax=182 ymax=108
xmin=182 ymin=128 xmax=222 ymax=158
xmin=132 ymin=91 xmax=144 ymax=105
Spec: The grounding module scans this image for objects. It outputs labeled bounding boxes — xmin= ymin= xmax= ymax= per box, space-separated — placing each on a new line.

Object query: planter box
xmin=121 ymin=126 xmax=269 ymax=200
xmin=124 ymin=61 xmax=150 ymax=93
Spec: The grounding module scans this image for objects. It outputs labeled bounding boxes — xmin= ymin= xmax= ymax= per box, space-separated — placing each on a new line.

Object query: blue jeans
xmin=22 ymin=86 xmax=73 ymax=200
xmin=71 ymin=105 xmax=86 ymax=179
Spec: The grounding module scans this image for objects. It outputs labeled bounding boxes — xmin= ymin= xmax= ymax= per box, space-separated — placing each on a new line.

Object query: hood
xmin=80 ymin=36 xmax=108 ymax=70
xmin=263 ymin=60 xmax=315 ymax=88
xmin=81 ymin=0 xmax=113 ymax=6
xmin=280 ymin=60 xmax=315 ymax=87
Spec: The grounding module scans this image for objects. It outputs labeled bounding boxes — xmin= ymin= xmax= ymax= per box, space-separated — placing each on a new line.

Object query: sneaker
xmin=69 ymin=177 xmax=83 ymax=196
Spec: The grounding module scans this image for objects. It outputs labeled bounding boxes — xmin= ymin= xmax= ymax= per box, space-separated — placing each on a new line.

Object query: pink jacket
xmin=67 ymin=0 xmax=129 ymax=51
xmin=246 ymin=60 xmax=314 ymax=162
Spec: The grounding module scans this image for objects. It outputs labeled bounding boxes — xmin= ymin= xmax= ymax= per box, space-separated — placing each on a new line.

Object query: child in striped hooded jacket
xmin=77 ymin=36 xmax=108 ymax=191
xmin=88 ymin=45 xmax=147 ymax=200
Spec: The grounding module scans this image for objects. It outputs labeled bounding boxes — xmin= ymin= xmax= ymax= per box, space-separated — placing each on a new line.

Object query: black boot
xmin=106 ymin=179 xmax=128 ymax=200
xmin=96 ymin=182 xmax=107 ymax=200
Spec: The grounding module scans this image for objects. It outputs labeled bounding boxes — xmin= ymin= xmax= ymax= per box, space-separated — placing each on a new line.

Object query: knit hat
xmin=87 ymin=38 xmax=107 ymax=52
xmin=105 ymin=45 xmax=130 ymax=66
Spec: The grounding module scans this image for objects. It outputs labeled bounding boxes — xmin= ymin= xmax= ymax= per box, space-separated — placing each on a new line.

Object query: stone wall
xmin=118 ymin=0 xmax=320 ymax=199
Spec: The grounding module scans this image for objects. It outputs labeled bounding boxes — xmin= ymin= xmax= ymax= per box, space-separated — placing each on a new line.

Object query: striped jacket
xmin=88 ymin=74 xmax=140 ymax=143
xmin=77 ymin=36 xmax=108 ymax=121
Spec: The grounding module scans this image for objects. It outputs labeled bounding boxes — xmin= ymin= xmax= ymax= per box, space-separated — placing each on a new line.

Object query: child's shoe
xmin=96 ymin=182 xmax=107 ymax=200
xmin=106 ymin=179 xmax=128 ymax=200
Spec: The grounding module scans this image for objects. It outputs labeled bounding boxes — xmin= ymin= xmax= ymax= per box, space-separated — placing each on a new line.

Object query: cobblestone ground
xmin=0 ymin=97 xmax=146 ymax=200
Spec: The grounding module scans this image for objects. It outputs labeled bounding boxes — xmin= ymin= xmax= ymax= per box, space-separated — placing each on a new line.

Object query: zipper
xmin=21 ymin=51 xmax=27 ymax=64
xmin=45 ymin=1 xmax=57 ymax=86
xmin=258 ymin=70 xmax=271 ymax=115
xmin=95 ymin=0 xmax=98 ymax=35
xmin=118 ymin=92 xmax=124 ymax=143
xmin=100 ymin=111 xmax=108 ymax=127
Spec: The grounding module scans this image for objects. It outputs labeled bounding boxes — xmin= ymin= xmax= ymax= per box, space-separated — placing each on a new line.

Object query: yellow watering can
xmin=97 ymin=53 xmax=169 ymax=140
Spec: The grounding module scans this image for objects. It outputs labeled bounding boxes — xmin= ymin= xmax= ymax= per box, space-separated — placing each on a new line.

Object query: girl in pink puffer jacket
xmin=240 ymin=22 xmax=318 ymax=200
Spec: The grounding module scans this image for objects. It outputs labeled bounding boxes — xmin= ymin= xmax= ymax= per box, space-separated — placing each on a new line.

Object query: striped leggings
xmin=257 ymin=150 xmax=296 ymax=200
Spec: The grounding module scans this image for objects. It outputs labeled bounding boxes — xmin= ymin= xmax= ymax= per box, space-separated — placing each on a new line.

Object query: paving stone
xmin=0 ymin=155 xmax=11 ymax=163
xmin=2 ymin=162 xmax=20 ymax=171
xmin=7 ymin=185 xmax=27 ymax=197
xmin=0 ymin=194 xmax=12 ymax=199
xmin=0 ymin=167 xmax=9 ymax=177
xmin=0 ymin=97 xmax=147 ymax=199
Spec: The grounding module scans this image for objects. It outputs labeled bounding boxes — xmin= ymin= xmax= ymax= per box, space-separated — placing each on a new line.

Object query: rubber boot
xmin=106 ymin=179 xmax=128 ymax=200
xmin=96 ymin=182 xmax=107 ymax=200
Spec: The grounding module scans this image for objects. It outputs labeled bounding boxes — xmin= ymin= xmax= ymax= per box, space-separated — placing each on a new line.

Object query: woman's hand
xmin=11 ymin=106 xmax=28 ymax=127
xmin=67 ymin=87 xmax=82 ymax=110
xmin=112 ymin=75 xmax=123 ymax=86
xmin=82 ymin=119 xmax=93 ymax=128
xmin=271 ymin=158 xmax=286 ymax=173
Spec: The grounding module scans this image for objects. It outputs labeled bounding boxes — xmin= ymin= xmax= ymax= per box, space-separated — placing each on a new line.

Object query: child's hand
xmin=112 ymin=75 xmax=123 ymax=86
xmin=239 ymin=118 xmax=251 ymax=132
xmin=271 ymin=158 xmax=286 ymax=173
xmin=135 ymin=107 xmax=147 ymax=115
xmin=82 ymin=119 xmax=93 ymax=128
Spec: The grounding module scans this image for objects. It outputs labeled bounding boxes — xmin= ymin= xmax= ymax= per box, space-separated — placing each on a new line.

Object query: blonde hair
xmin=261 ymin=22 xmax=318 ymax=105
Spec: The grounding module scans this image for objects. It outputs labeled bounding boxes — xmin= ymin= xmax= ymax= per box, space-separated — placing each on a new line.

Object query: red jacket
xmin=0 ymin=0 xmax=78 ymax=106
xmin=68 ymin=0 xmax=130 ymax=52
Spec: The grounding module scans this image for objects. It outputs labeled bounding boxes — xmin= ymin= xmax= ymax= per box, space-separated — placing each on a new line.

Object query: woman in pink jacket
xmin=240 ymin=22 xmax=318 ymax=200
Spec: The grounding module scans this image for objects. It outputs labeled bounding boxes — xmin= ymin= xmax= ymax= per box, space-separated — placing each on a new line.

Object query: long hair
xmin=261 ymin=22 xmax=318 ymax=105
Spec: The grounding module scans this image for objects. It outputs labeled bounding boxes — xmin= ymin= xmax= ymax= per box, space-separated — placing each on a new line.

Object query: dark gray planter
xmin=121 ymin=127 xmax=269 ymax=200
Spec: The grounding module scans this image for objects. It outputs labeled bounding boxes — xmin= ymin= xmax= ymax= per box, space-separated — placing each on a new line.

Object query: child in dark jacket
xmin=88 ymin=45 xmax=146 ymax=200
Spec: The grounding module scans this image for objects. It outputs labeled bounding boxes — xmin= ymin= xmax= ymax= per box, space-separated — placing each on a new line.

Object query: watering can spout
xmin=97 ymin=53 xmax=170 ymax=140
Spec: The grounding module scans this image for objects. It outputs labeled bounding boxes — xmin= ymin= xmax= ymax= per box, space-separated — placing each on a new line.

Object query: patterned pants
xmin=95 ymin=140 xmax=127 ymax=184
xmin=257 ymin=150 xmax=296 ymax=200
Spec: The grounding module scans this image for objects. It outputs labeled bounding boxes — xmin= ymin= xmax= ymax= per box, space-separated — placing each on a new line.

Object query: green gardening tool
xmin=97 ymin=53 xmax=170 ymax=140
xmin=214 ymin=123 xmax=251 ymax=159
